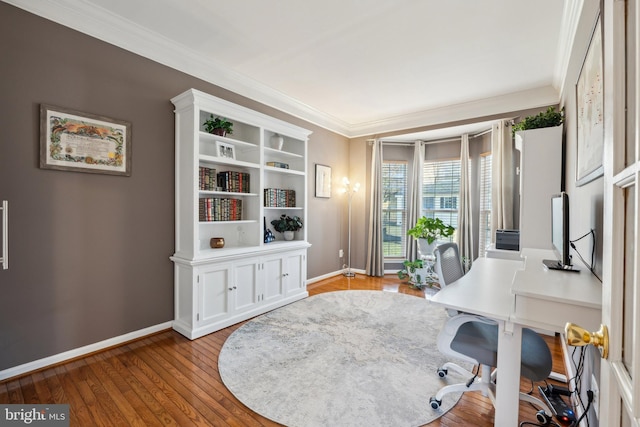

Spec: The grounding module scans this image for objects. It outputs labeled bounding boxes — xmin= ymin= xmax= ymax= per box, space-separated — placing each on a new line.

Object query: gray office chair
xmin=430 ymin=243 xmax=553 ymax=424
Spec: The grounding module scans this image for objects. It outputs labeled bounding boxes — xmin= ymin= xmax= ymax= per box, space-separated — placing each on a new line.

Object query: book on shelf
xmin=217 ymin=171 xmax=251 ymax=193
xmin=199 ymin=197 xmax=243 ymax=221
xmin=264 ymin=188 xmax=296 ymax=207
xmin=199 ymin=166 xmax=217 ymax=191
xmin=266 ymin=161 xmax=289 ymax=169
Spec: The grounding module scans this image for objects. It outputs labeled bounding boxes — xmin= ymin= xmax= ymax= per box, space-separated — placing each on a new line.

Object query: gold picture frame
xmin=40 ymin=104 xmax=132 ymax=176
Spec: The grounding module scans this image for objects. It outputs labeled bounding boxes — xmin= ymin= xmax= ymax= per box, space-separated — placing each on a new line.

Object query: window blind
xmin=422 ymin=159 xmax=460 ymax=244
xmin=382 ymin=161 xmax=407 ymax=258
xmin=479 ymin=153 xmax=492 ymax=256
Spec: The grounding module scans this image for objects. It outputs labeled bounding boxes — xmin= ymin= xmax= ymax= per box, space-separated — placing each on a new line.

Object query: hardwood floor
xmin=1 ymin=274 xmax=566 ymax=426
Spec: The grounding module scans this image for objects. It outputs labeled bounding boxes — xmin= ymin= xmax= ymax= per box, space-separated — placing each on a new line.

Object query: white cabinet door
xmin=197 ymin=263 xmax=232 ymax=326
xmin=232 ymin=258 xmax=259 ymax=312
xmin=262 ymin=255 xmax=284 ymax=303
xmin=283 ymin=250 xmax=305 ymax=297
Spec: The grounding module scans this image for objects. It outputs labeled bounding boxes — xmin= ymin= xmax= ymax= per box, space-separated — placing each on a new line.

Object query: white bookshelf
xmin=170 ymin=89 xmax=312 ymax=339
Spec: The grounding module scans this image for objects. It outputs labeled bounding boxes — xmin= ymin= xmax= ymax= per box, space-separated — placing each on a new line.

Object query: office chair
xmin=429 ymin=243 xmax=553 ymax=424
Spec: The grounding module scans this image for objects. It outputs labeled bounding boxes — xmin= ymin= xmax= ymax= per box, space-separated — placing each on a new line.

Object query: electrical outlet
xmin=339 ymin=249 xmax=344 ymax=258
xmin=591 ymin=373 xmax=599 ymax=419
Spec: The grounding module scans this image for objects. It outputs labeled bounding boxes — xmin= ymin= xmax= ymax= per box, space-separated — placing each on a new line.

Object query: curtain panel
xmin=366 ymin=140 xmax=384 ymax=276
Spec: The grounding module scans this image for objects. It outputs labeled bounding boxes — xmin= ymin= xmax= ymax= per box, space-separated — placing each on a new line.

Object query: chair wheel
xmin=436 ymin=368 xmax=448 ymax=378
xmin=535 ymin=410 xmax=551 ymax=425
xmin=429 ymin=397 xmax=442 ymax=409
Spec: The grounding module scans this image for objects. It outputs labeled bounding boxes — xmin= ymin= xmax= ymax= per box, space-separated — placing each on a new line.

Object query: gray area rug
xmin=218 ymin=290 xmax=469 ymax=427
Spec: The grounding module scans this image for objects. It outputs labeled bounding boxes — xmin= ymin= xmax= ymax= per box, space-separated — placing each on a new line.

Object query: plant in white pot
xmin=270 ymin=214 xmax=303 ymax=241
xmin=397 ymin=259 xmax=432 ymax=289
xmin=406 ymin=217 xmax=455 ymax=258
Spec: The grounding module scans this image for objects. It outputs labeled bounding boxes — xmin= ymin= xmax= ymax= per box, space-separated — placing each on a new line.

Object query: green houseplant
xmin=270 ymin=214 xmax=303 ymax=232
xmin=203 ymin=114 xmax=234 ymax=136
xmin=397 ymin=259 xmax=431 ymax=290
xmin=271 ymin=215 xmax=303 ymax=241
xmin=512 ymin=106 xmax=564 ymax=135
xmin=406 ymin=217 xmax=455 ymax=244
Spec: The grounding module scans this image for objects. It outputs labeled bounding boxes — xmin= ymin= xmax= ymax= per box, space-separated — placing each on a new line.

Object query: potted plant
xmin=270 ymin=214 xmax=303 ymax=241
xmin=397 ymin=259 xmax=432 ymax=290
xmin=406 ymin=217 xmax=455 ymax=258
xmin=203 ymin=114 xmax=234 ymax=136
xmin=512 ymin=106 xmax=564 ymax=136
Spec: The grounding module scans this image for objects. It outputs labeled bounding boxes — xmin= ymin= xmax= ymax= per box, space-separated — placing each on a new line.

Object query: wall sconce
xmin=341 ymin=177 xmax=360 ymax=277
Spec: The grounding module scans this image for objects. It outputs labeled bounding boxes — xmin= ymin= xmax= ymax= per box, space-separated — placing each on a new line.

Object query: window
xmin=478 ymin=153 xmax=492 ymax=257
xmin=382 ymin=161 xmax=407 ymax=258
xmin=440 ymin=197 xmax=457 ymax=210
xmin=422 ymin=159 xmax=460 ymax=244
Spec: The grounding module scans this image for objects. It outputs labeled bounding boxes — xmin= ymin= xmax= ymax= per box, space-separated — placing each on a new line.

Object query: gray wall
xmin=558 ymin=1 xmax=603 ymax=423
xmin=0 ymin=2 xmax=348 ymax=370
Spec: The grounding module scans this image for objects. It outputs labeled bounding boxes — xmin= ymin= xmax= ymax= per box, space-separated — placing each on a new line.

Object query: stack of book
xmin=199 ymin=166 xmax=217 ymax=190
xmin=199 ymin=198 xmax=243 ymax=221
xmin=217 ymin=171 xmax=251 ymax=193
xmin=264 ymin=188 xmax=296 ymax=207
xmin=266 ymin=161 xmax=289 ymax=169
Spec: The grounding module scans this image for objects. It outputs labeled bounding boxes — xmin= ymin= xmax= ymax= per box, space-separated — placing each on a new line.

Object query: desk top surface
xmin=512 ymin=249 xmax=602 ymax=309
xmin=430 ymin=257 xmax=523 ymax=321
xmin=429 ymin=248 xmax=602 ymax=325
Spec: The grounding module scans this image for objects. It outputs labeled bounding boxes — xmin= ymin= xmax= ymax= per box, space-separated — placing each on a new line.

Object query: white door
xmin=197 ymin=263 xmax=232 ymax=326
xmin=262 ymin=255 xmax=284 ymax=303
xmin=600 ymin=1 xmax=639 ymax=425
xmin=232 ymin=259 xmax=259 ymax=312
xmin=283 ymin=250 xmax=305 ymax=297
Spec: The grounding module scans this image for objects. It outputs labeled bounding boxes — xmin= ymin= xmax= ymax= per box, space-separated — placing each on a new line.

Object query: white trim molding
xmin=3 ymin=0 xmax=562 ymax=138
xmin=0 ymin=321 xmax=173 ymax=381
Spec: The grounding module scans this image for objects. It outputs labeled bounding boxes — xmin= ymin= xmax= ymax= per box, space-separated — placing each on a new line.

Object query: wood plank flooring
xmin=1 ymin=273 xmax=566 ymax=426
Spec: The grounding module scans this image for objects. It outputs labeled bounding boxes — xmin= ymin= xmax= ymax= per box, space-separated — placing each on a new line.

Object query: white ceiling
xmin=5 ymin=0 xmax=576 ymax=138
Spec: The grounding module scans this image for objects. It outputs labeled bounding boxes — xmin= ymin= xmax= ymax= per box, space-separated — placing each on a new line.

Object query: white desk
xmin=512 ymin=249 xmax=602 ymax=333
xmin=429 ymin=250 xmax=602 ymax=427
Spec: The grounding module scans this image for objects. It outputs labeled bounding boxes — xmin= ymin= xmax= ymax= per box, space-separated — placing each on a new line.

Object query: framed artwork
xmin=40 ymin=104 xmax=132 ymax=176
xmin=315 ymin=164 xmax=332 ymax=198
xmin=216 ymin=141 xmax=236 ymax=159
xmin=575 ymin=16 xmax=604 ymax=186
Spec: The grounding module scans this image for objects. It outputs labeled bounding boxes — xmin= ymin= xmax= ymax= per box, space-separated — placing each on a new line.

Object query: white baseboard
xmin=307 ymin=268 xmax=366 ymax=284
xmin=0 ymin=321 xmax=173 ymax=381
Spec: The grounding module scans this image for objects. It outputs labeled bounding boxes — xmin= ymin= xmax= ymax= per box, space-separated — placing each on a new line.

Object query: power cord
xmin=569 ymin=229 xmax=602 ymax=282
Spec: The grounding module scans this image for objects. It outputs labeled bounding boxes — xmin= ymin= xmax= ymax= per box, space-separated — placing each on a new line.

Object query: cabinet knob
xmin=228 ymin=287 xmax=233 ymax=291
xmin=233 ymin=286 xmax=237 ymax=289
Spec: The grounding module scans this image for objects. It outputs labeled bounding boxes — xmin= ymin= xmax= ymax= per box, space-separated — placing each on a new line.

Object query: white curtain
xmin=406 ymin=141 xmax=424 ymax=261
xmin=366 ymin=139 xmax=384 ymax=276
xmin=457 ymin=134 xmax=474 ymax=269
xmin=490 ymin=120 xmax=514 ymax=240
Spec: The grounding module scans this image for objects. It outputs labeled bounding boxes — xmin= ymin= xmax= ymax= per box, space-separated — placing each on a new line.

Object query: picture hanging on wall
xmin=575 ymin=15 xmax=603 ymax=186
xmin=315 ymin=164 xmax=332 ymax=198
xmin=40 ymin=104 xmax=132 ymax=176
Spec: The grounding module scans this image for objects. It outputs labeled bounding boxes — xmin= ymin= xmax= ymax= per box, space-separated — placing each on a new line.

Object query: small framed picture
xmin=315 ymin=164 xmax=332 ymax=198
xmin=216 ymin=141 xmax=235 ymax=159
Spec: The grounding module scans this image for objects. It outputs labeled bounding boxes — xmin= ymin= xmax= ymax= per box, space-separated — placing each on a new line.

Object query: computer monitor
xmin=543 ymin=192 xmax=577 ymax=271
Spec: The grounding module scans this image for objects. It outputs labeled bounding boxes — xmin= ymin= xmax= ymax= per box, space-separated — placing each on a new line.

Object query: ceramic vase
xmin=417 ymin=239 xmax=436 ymax=259
xmin=284 ymin=230 xmax=294 ymax=241
xmin=270 ymin=133 xmax=284 ymax=150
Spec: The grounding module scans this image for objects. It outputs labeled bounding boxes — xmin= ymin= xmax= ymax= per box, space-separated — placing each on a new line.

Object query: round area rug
xmin=218 ymin=290 xmax=469 ymax=427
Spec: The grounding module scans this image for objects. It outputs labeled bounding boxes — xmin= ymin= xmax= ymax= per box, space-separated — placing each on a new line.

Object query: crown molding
xmin=3 ymin=0 xmax=562 ymax=139
xmin=2 ymin=0 xmax=353 ymax=135
xmin=346 ymin=86 xmax=560 ymax=138
xmin=553 ymin=0 xmax=585 ymax=96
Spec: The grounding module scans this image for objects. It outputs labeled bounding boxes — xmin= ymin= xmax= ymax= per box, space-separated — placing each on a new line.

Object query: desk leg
xmin=494 ymin=321 xmax=522 ymax=427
